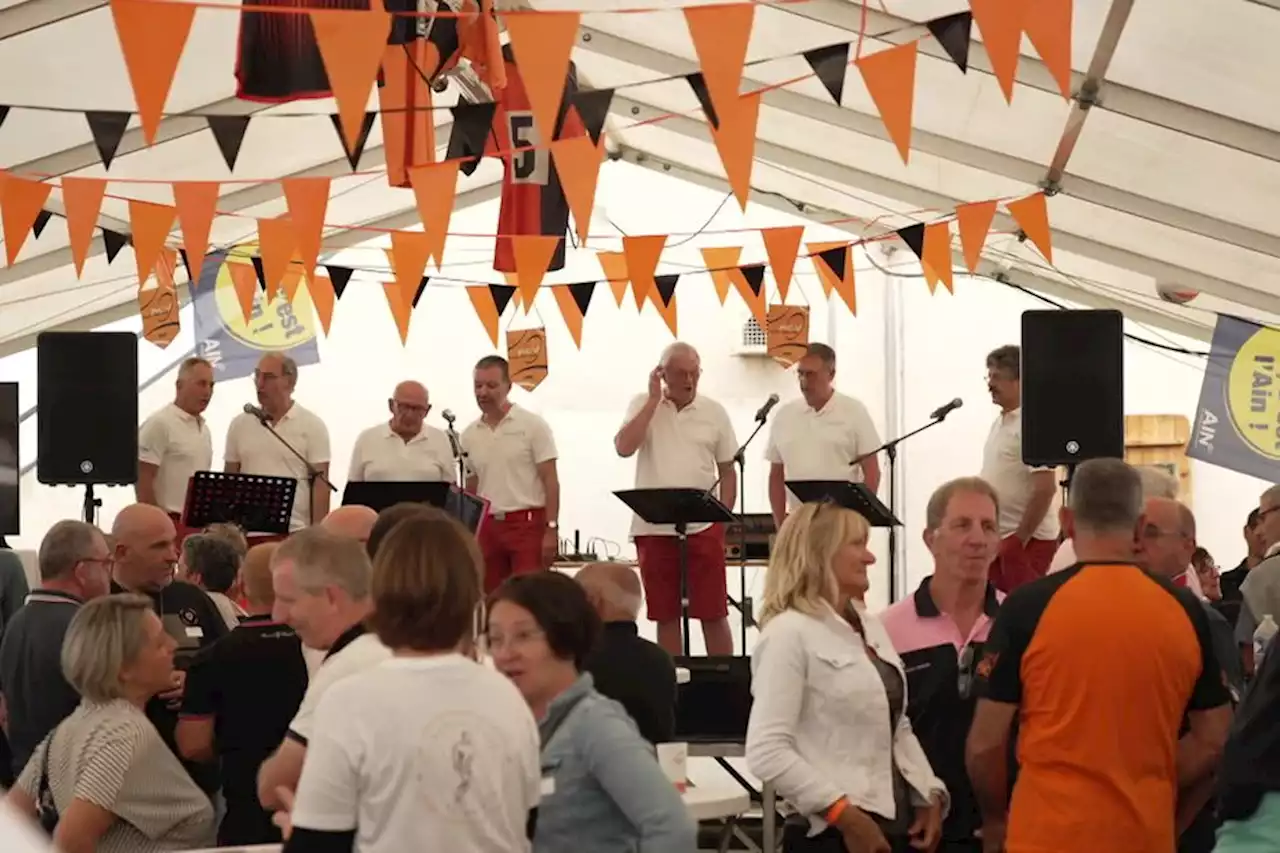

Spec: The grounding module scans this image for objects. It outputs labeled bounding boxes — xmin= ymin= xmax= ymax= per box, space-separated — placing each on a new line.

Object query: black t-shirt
xmin=182 ymin=614 xmax=309 ymax=845
xmin=583 ymin=621 xmax=676 ymax=745
xmin=1218 ymin=630 xmax=1280 ymax=822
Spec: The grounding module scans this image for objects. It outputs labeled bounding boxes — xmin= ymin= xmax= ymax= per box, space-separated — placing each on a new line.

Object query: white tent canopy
xmin=0 ymin=0 xmax=1277 ymax=355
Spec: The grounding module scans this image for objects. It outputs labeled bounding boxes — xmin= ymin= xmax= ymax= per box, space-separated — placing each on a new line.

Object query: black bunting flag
xmin=803 ymin=43 xmax=851 ymax=106
xmin=31 ymin=210 xmax=53 ymax=240
xmin=448 ymin=101 xmax=499 ymax=173
xmin=206 ymin=115 xmax=251 ymax=172
xmin=177 ymin=248 xmax=195 ymax=284
xmin=816 ymin=245 xmax=849 ymax=283
xmin=85 ymin=111 xmax=130 ymax=170
xmin=739 ymin=263 xmax=766 ymax=296
xmin=896 ymin=223 xmax=926 ymax=260
xmin=489 ymin=284 xmax=516 ymax=316
xmin=572 ymin=89 xmax=614 ymax=146
xmin=927 ymin=11 xmax=973 ymax=74
xmin=654 ymin=274 xmax=680 ymax=307
xmin=568 ymin=281 xmax=596 ymax=316
xmin=101 ymin=229 xmax=129 ymax=264
xmin=324 ymin=265 xmax=353 ymax=299
xmin=0 ymin=106 xmax=9 ymax=131
xmin=329 ymin=112 xmax=377 ymax=171
xmin=251 ymin=256 xmax=267 ymax=291
xmin=411 ymin=277 xmax=429 ymax=309
xmin=685 ymin=73 xmax=719 ymax=130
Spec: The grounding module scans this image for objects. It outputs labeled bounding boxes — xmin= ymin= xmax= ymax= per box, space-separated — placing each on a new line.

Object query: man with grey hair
xmin=1235 ymin=483 xmax=1280 ymax=678
xmin=1047 ymin=464 xmax=1183 ymax=575
xmin=577 ymin=562 xmax=676 ymax=744
xmin=225 ymin=352 xmax=331 ymax=531
xmin=0 ymin=520 xmax=112 ymax=776
xmin=182 ymin=533 xmax=245 ymax=630
xmin=967 ymin=458 xmax=1232 ymax=853
xmin=137 ymin=355 xmax=214 ymax=520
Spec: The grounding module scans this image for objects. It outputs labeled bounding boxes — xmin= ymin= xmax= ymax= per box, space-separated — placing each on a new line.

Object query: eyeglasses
xmin=392 ymin=401 xmax=428 ymax=414
xmin=958 ymin=645 xmax=976 ymax=700
xmin=485 ymin=627 xmax=545 ymax=651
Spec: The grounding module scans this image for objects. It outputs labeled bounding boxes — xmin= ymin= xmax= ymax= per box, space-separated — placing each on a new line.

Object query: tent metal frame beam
xmin=578 ymin=28 xmax=1280 ymax=262
xmin=0 ymin=0 xmax=105 ymax=41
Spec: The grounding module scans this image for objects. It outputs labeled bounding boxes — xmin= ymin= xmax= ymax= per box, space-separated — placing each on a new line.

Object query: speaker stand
xmin=1060 ymin=464 xmax=1077 ymax=507
xmin=82 ymin=484 xmax=101 ymax=526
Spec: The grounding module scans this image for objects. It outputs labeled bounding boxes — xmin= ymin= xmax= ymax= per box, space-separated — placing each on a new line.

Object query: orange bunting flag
xmin=652 ymin=278 xmax=679 ymax=338
xmin=282 ymin=177 xmax=331 ymax=281
xmin=378 ymin=41 xmax=437 ymax=189
xmin=310 ymin=8 xmax=392 ymax=153
xmin=969 ymin=0 xmax=1028 ymax=103
xmin=766 ymin=305 xmax=810 ymax=368
xmin=733 ymin=264 xmax=767 ymax=329
xmin=700 ymin=246 xmax=743 ymax=305
xmin=128 ymin=200 xmax=176 ymax=287
xmin=503 ymin=11 xmax=581 ymax=148
xmin=856 ymin=40 xmax=918 ymax=165
xmin=382 ymin=280 xmax=413 ymax=344
xmin=596 ymin=250 xmax=630 ymax=306
xmin=955 ymin=200 xmax=998 ymax=273
xmin=1024 ymin=0 xmax=1073 ymax=100
xmin=155 ymin=247 xmax=178 ymax=291
xmin=806 ymin=241 xmax=845 ymax=297
xmin=709 ymin=92 xmax=762 ymax=211
xmin=808 ymin=242 xmax=856 ymax=314
xmin=622 ymin=235 xmax=667 ymax=310
xmin=761 ymin=226 xmax=804 ymax=303
xmin=109 ymin=0 xmax=196 ymax=145
xmin=512 ymin=235 xmax=560 ymax=311
xmin=307 ymin=274 xmax=337 ymax=336
xmin=60 ymin=177 xmax=106 ymax=278
xmin=257 ymin=217 xmax=297 ymax=300
xmin=552 ymin=285 xmax=591 ymax=349
xmin=921 ymin=221 xmax=954 ymax=294
xmin=408 ymin=160 xmax=460 ymax=269
xmin=387 ymin=231 xmax=432 ymax=309
xmin=507 ymin=327 xmax=549 ymax=392
xmin=1006 ymin=191 xmax=1053 ymax=263
xmin=139 ymin=283 xmax=180 ymax=348
xmin=225 ymin=259 xmax=259 ymax=325
xmin=467 ymin=286 xmax=502 ymax=347
xmin=0 ymin=176 xmax=52 ymax=266
xmin=172 ymin=181 xmax=219 ymax=283
xmin=280 ymin=266 xmax=305 ymax=304
xmin=683 ymin=3 xmax=755 ymax=125
xmin=551 ymin=135 xmax=606 ymax=246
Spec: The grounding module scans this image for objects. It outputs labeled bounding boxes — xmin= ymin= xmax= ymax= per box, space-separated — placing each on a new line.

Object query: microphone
xmin=442 ymin=409 xmax=457 ymax=426
xmin=243 ymin=403 xmax=268 ymax=424
xmin=754 ymin=393 xmax=781 ymax=423
xmin=929 ymin=398 xmax=963 ymax=421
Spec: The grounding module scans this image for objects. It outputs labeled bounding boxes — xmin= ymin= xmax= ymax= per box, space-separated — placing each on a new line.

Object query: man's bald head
xmin=111 ymin=503 xmax=172 ymax=540
xmin=389 ymin=380 xmax=430 ymax=437
xmin=110 ymin=503 xmax=178 ymax=592
xmin=393 ymin=380 xmax=427 ymax=405
xmin=241 ymin=542 xmax=279 ymax=608
xmin=322 ymin=505 xmax=378 ymax=543
xmin=576 ymin=562 xmax=643 ymax=621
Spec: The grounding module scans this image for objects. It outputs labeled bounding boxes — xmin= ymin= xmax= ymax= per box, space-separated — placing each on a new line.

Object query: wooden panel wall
xmin=1125 ymin=414 xmax=1192 ymax=505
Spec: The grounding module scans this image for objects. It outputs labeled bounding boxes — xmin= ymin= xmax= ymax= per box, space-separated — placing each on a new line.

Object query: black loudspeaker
xmin=37 ymin=332 xmax=139 ymax=486
xmin=1021 ymin=310 xmax=1125 ymax=467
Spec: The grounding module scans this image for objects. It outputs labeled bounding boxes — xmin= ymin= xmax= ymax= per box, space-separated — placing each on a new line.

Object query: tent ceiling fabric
xmin=0 ymin=0 xmax=1277 ymax=354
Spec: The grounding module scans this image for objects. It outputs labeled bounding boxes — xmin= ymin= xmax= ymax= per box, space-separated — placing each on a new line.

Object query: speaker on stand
xmin=36 ymin=332 xmax=140 ymax=525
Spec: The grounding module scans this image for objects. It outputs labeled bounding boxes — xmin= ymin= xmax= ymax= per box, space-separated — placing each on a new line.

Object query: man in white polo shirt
xmin=348 ymin=380 xmax=454 ymax=483
xmin=980 ymin=345 xmax=1058 ymax=592
xmin=461 ymin=355 xmax=560 ymax=593
xmin=224 ymin=353 xmax=331 ymax=532
xmin=765 ymin=342 xmax=881 ymax=527
xmin=615 ymin=342 xmax=737 ymax=656
xmin=137 ymin=356 xmax=215 ymax=524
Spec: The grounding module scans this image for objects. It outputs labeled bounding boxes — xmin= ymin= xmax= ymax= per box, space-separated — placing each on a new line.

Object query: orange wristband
xmin=826 ymin=797 xmax=849 ymax=825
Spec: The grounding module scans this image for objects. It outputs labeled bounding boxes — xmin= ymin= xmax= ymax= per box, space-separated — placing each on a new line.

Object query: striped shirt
xmin=17 ymin=700 xmax=214 ymax=853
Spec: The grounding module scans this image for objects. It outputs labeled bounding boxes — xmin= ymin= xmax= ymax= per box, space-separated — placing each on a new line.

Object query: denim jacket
xmin=536 ymin=674 xmax=697 ymax=853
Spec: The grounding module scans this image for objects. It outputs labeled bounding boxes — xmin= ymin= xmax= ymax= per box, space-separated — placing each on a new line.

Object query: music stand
xmin=785 ymin=480 xmax=901 ymax=527
xmin=342 ymin=481 xmax=488 ymax=534
xmin=615 ymin=487 xmax=736 ymax=656
xmin=183 ymin=471 xmax=296 ymax=536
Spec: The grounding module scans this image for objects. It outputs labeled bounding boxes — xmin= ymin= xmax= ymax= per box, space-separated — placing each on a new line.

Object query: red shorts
xmin=478 ymin=508 xmax=548 ymax=594
xmin=635 ymin=524 xmax=728 ymax=623
xmin=989 ymin=535 xmax=1057 ymax=593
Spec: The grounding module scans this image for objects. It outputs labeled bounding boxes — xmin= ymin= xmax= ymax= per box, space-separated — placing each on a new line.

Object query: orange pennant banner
xmin=653 ymin=289 xmax=678 ymax=338
xmin=761 ymin=226 xmax=804 ymax=303
xmin=138 ymin=283 xmax=180 ymax=348
xmin=1 ymin=176 xmax=52 ymax=266
xmin=1024 ymin=0 xmax=1073 ymax=100
xmin=467 ymin=286 xmax=502 ymax=347
xmin=307 ymin=274 xmax=337 ymax=336
xmin=700 ymin=246 xmax=744 ymax=305
xmin=109 ymin=0 xmax=196 ymax=145
xmin=507 ymin=327 xmax=549 ymax=392
xmin=551 ymin=135 xmax=605 ymax=246
xmin=504 ymin=11 xmax=582 ymax=148
xmin=128 ymin=200 xmax=176 ymax=287
xmin=61 ymin=178 xmax=107 ymax=278
xmin=596 ymin=250 xmax=630 ymax=306
xmin=955 ymin=200 xmax=998 ymax=272
xmin=512 ymin=235 xmax=560 ymax=310
xmin=408 ymin=160 xmax=460 ymax=269
xmin=856 ymin=40 xmax=919 ymax=165
xmin=225 ymin=259 xmax=258 ymax=325
xmin=378 ymin=41 xmax=438 ymax=188
xmin=969 ymin=0 xmax=1028 ymax=103
xmin=806 ymin=242 xmax=845 ymax=297
xmin=387 ymin=230 xmax=432 ymax=309
xmin=808 ymin=242 xmax=856 ymax=314
xmin=683 ymin=3 xmax=755 ymax=123
xmin=155 ymin=247 xmax=178 ymax=291
xmin=382 ymin=280 xmax=412 ymax=344
xmin=310 ymin=8 xmax=392 ymax=153
xmin=282 ymin=177 xmax=331 ymax=281
xmin=257 ymin=217 xmax=297 ymax=300
xmin=280 ymin=266 xmax=304 ymax=304
xmin=921 ymin=221 xmax=954 ymax=294
xmin=622 ymin=235 xmax=667 ymax=309
xmin=552 ymin=286 xmax=586 ymax=349
xmin=172 ymin=181 xmax=219 ymax=282
xmin=709 ymin=92 xmax=762 ymax=210
xmin=766 ymin=305 xmax=810 ymax=368
xmin=1006 ymin=191 xmax=1053 ymax=263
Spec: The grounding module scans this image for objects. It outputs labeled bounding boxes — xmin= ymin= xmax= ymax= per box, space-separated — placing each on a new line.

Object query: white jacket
xmin=746 ymin=603 xmax=947 ymax=833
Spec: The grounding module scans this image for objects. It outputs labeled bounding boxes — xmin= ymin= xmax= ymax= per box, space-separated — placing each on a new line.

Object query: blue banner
xmin=1188 ymin=315 xmax=1280 ymax=481
xmin=191 ymin=250 xmax=320 ymax=382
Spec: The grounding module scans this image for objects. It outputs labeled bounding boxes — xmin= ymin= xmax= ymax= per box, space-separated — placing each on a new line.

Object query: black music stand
xmin=615 ymin=487 xmax=736 ymax=656
xmin=342 ymin=481 xmax=487 ymax=534
xmin=184 ymin=471 xmax=296 ymax=536
xmin=785 ymin=480 xmax=901 ymax=527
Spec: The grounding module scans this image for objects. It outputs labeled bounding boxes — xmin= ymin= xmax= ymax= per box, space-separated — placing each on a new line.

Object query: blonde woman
xmin=746 ymin=503 xmax=946 ymax=853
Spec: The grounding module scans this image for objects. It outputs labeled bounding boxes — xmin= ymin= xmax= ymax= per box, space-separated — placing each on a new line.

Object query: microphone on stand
xmin=441 ymin=409 xmax=473 ymax=483
xmin=242 ymin=404 xmax=336 ymax=494
xmin=754 ymin=393 xmax=781 ymax=423
xmin=243 ymin=403 xmax=269 ymax=424
xmin=929 ymin=398 xmax=963 ymax=421
xmin=442 ymin=409 xmax=457 ymax=426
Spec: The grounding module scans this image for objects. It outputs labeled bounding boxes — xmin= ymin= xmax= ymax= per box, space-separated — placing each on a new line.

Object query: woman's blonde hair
xmin=61 ymin=594 xmax=156 ymax=703
xmin=759 ymin=502 xmax=870 ymax=626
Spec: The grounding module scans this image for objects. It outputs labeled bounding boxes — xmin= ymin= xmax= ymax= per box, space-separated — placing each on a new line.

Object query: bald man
xmin=577 ymin=562 xmax=677 ymax=744
xmin=349 ymin=381 xmax=456 ymax=484
xmin=321 ymin=505 xmax=377 ymax=545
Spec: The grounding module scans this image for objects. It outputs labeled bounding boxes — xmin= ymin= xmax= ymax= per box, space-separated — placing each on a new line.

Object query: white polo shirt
xmin=980 ymin=408 xmax=1059 ymax=540
xmin=224 ymin=403 xmax=331 ymax=531
xmin=460 ymin=404 xmax=557 ymax=513
xmin=623 ymin=393 xmax=737 ymax=538
xmin=765 ymin=392 xmax=881 ymax=509
xmin=137 ymin=403 xmax=213 ymax=515
xmin=349 ymin=423 xmax=454 ymax=483
xmin=288 ymin=630 xmax=392 ymax=746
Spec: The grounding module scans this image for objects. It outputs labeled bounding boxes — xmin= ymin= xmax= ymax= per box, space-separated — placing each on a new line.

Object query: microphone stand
xmin=444 ymin=421 xmax=472 ymax=489
xmin=254 ymin=413 xmax=336 ymax=524
xmin=852 ymin=411 xmax=955 ymax=604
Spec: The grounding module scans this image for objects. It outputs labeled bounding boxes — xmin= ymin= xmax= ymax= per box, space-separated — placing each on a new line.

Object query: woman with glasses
xmin=746 ymin=502 xmax=947 ymax=853
xmin=488 ymin=571 xmax=697 ymax=853
xmin=1192 ymin=547 xmax=1222 ymax=603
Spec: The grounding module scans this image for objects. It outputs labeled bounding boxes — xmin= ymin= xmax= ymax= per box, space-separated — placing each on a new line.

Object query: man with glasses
xmin=1237 ymin=485 xmax=1280 ymax=677
xmin=881 ymin=477 xmax=1003 ymax=853
xmin=348 ymin=380 xmax=454 ymax=484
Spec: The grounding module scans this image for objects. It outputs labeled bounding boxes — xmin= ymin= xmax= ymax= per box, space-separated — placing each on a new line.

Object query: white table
xmin=683 ymin=785 xmax=751 ymax=821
